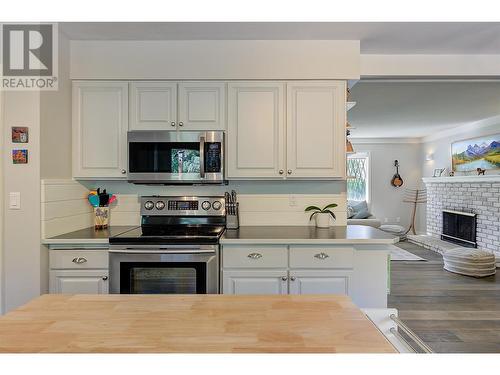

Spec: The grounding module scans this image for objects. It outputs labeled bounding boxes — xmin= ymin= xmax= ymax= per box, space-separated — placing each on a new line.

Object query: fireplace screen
xmin=441 ymin=210 xmax=477 ymax=248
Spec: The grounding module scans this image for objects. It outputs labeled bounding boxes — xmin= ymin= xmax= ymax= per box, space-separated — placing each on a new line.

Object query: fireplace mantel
xmin=423 ymin=175 xmax=500 ymax=184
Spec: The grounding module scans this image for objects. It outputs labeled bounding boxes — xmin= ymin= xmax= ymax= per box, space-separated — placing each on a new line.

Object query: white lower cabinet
xmin=222 ymin=245 xmax=354 ymax=297
xmin=222 ymin=270 xmax=288 ymax=295
xmin=288 ymin=270 xmax=352 ymax=295
xmin=50 ymin=270 xmax=109 ymax=294
xmin=49 ymin=249 xmax=109 ymax=294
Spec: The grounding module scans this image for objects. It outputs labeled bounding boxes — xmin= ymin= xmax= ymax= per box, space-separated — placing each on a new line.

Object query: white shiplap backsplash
xmin=41 ymin=179 xmax=347 ymax=239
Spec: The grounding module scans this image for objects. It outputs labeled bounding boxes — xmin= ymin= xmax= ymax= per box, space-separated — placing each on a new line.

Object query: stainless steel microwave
xmin=127 ymin=131 xmax=225 ymax=184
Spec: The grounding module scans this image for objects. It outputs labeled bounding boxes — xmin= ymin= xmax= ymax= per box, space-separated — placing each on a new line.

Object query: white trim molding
xmin=361 ymin=54 xmax=500 ymax=77
xmin=423 ymin=175 xmax=500 ymax=184
xmin=351 ymin=137 xmax=422 ymax=144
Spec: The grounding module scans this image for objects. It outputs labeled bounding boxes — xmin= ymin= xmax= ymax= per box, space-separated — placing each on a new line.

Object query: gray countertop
xmin=42 ymin=226 xmax=137 ymax=246
xmin=42 ymin=225 xmax=398 ymax=247
xmin=220 ymin=225 xmax=398 ymax=245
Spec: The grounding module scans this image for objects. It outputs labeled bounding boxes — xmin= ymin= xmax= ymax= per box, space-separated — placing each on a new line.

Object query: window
xmin=347 ymin=152 xmax=370 ymax=202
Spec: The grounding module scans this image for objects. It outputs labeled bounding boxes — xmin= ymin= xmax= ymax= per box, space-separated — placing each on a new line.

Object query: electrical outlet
xmin=289 ymin=195 xmax=297 ymax=207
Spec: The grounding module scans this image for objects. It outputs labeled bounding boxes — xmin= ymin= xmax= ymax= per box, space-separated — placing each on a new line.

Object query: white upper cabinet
xmin=129 ymin=82 xmax=177 ymax=130
xmin=178 ymin=82 xmax=226 ymax=130
xmin=286 ymin=81 xmax=346 ymax=179
xmin=72 ymin=81 xmax=128 ymax=179
xmin=227 ymin=82 xmax=286 ymax=179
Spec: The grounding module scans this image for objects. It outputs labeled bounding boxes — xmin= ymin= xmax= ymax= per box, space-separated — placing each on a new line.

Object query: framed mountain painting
xmin=452 ymin=133 xmax=500 ymax=172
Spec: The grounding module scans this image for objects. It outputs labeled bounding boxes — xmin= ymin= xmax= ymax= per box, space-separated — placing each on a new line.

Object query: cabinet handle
xmin=72 ymin=257 xmax=87 ymax=264
xmin=287 ymin=170 xmax=292 ymax=175
xmin=170 ymin=122 xmax=176 ymax=127
xmin=279 ymin=170 xmax=284 ymax=175
xmin=102 ymin=276 xmax=108 ymax=281
xmin=247 ymin=252 xmax=262 ymax=259
xmin=178 ymin=122 xmax=184 ymax=127
xmin=314 ymin=252 xmax=329 ymax=260
xmin=281 ymin=276 xmax=288 ymax=281
xmin=121 ymin=169 xmax=126 ymax=174
xmin=290 ymin=276 xmax=296 ymax=281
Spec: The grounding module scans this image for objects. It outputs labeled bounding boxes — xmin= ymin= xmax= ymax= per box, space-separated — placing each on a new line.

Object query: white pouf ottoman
xmin=443 ymin=248 xmax=496 ymax=278
xmin=379 ymin=224 xmax=407 ymax=240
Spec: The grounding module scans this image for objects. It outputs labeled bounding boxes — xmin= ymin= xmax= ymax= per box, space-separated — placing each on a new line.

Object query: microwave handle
xmin=200 ymin=136 xmax=205 ymax=178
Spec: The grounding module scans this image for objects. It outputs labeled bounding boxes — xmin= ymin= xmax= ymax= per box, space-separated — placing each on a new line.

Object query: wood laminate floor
xmin=389 ymin=242 xmax=500 ymax=353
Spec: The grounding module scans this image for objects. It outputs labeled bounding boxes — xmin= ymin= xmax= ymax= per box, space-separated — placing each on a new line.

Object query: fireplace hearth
xmin=441 ymin=209 xmax=477 ymax=248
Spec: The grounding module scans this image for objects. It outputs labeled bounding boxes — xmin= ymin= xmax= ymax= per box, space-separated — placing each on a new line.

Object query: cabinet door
xmin=178 ymin=82 xmax=226 ymax=130
xmin=72 ymin=81 xmax=128 ymax=178
xmin=289 ymin=270 xmax=352 ymax=295
xmin=227 ymin=82 xmax=286 ymax=179
xmin=222 ymin=270 xmax=288 ymax=295
xmin=286 ymin=81 xmax=346 ymax=178
xmin=129 ymin=82 xmax=177 ymax=130
xmin=49 ymin=270 xmax=109 ymax=294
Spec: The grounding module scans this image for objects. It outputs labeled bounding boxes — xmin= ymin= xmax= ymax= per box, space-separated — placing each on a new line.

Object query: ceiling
xmin=60 ymin=22 xmax=500 ymax=54
xmin=348 ymin=81 xmax=500 ymax=138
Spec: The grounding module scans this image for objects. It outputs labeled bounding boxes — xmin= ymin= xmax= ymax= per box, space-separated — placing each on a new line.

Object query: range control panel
xmin=141 ymin=196 xmax=225 ymax=216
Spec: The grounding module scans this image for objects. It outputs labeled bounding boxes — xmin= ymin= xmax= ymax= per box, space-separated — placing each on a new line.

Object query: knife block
xmin=226 ymin=202 xmax=240 ymax=229
xmin=94 ymin=207 xmax=109 ymax=230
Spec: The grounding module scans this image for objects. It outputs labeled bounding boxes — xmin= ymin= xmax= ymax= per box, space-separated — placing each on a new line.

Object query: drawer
xmin=289 ymin=246 xmax=354 ymax=269
xmin=49 ymin=250 xmax=109 ymax=269
xmin=223 ymin=245 xmax=288 ymax=268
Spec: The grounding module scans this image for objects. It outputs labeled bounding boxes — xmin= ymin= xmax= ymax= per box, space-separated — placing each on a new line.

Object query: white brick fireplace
xmin=421 ymin=176 xmax=500 ymax=259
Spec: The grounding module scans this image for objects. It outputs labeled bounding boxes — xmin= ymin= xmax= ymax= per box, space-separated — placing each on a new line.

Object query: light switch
xmin=9 ymin=192 xmax=21 ymax=209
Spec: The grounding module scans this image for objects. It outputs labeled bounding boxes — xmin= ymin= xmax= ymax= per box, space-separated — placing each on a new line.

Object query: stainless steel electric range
xmin=109 ymin=196 xmax=226 ymax=294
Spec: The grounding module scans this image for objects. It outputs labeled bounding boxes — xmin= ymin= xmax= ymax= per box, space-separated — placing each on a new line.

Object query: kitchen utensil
xmin=88 ymin=194 xmax=100 ymax=207
xmin=109 ymin=195 xmax=117 ymax=204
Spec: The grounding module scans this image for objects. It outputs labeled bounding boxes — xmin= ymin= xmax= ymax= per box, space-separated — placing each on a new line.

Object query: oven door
xmin=127 ymin=130 xmax=224 ymax=184
xmin=109 ymin=245 xmax=219 ymax=294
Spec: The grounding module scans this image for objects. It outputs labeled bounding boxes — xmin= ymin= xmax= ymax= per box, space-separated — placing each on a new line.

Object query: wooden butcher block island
xmin=0 ymin=294 xmax=396 ymax=353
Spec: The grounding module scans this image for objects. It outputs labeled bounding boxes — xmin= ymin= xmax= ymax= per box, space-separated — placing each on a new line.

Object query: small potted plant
xmin=305 ymin=203 xmax=338 ymax=228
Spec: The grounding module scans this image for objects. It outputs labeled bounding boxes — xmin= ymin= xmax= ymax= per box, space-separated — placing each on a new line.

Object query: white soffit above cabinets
xmin=70 ymin=40 xmax=360 ymax=80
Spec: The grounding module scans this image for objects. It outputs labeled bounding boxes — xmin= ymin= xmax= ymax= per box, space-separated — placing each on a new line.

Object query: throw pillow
xmin=352 ymin=200 xmax=369 ymax=213
xmin=352 ymin=209 xmax=371 ymax=219
xmin=347 ymin=205 xmax=355 ymax=219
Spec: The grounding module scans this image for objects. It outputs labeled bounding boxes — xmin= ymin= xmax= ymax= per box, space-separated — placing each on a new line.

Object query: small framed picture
xmin=433 ymin=168 xmax=446 ymax=177
xmin=11 ymin=127 xmax=29 ymax=143
xmin=12 ymin=149 xmax=28 ymax=164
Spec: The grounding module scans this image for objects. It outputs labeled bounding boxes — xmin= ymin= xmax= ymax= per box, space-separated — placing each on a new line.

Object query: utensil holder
xmin=226 ymin=202 xmax=240 ymax=229
xmin=94 ymin=207 xmax=109 ymax=230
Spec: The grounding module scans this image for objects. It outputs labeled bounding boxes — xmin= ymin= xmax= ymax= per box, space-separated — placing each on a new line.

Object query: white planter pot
xmin=315 ymin=212 xmax=331 ymax=228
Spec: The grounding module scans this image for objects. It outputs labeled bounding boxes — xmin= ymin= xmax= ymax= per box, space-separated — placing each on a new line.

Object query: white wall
xmin=41 ymin=32 xmax=72 ymax=179
xmin=352 ymin=141 xmax=424 ymax=231
xmin=421 ymin=118 xmax=500 ymax=177
xmin=70 ymin=40 xmax=360 ymax=80
xmin=2 ymin=90 xmax=41 ymax=313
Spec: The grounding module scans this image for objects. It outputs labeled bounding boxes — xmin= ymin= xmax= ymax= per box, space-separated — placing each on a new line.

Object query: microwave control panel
xmin=205 ymin=143 xmax=222 ymax=173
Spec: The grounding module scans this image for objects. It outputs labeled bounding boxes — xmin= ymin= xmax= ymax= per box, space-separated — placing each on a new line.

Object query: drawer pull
xmin=247 ymin=253 xmax=263 ymax=260
xmin=314 ymin=252 xmax=329 ymax=260
xmin=72 ymin=257 xmax=87 ymax=264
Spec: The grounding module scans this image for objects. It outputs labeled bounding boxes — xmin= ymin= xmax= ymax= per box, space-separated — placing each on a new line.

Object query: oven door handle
xmin=199 ymin=135 xmax=205 ymax=179
xmin=109 ymin=248 xmax=216 ymax=254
